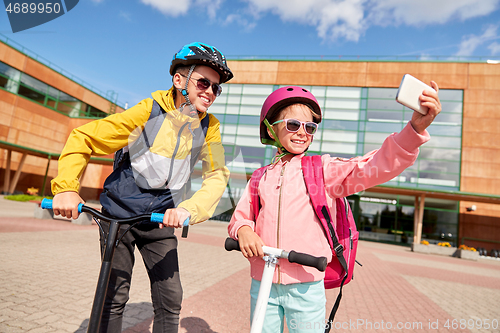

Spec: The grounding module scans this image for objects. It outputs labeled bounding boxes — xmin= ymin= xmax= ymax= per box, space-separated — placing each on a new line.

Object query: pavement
xmin=1 ymin=195 xmax=500 ymax=333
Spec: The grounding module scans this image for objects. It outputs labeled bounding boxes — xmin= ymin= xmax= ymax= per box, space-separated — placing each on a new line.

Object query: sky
xmin=1 ymin=0 xmax=500 ymax=108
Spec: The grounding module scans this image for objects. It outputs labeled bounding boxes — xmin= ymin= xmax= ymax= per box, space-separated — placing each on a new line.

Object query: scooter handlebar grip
xmin=288 ymin=251 xmax=327 ymax=272
xmin=150 ymin=214 xmax=189 ymax=226
xmin=224 ymin=238 xmax=241 ymax=252
xmin=150 ymin=213 xmax=164 ymax=223
xmin=41 ymin=198 xmax=52 ymax=209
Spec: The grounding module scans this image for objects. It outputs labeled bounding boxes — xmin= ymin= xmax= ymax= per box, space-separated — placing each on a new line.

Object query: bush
xmin=4 ymin=194 xmax=52 ymax=202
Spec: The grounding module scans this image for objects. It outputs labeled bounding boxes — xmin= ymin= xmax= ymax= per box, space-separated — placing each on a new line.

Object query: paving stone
xmin=2 ymin=199 xmax=500 ymax=333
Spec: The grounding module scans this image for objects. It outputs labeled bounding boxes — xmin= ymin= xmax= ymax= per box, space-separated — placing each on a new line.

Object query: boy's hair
xmin=174 ymin=65 xmax=192 ymax=77
xmin=269 ymin=103 xmax=321 ymax=125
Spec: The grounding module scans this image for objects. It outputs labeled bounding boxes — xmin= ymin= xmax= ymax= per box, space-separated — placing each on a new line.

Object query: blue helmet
xmin=170 ymin=42 xmax=233 ymax=83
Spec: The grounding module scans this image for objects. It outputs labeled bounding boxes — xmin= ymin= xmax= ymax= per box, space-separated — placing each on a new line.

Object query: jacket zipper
xmin=166 ymin=122 xmax=189 ymax=185
xmin=147 ymin=122 xmax=189 ymax=214
xmin=276 ymin=162 xmax=286 ymax=284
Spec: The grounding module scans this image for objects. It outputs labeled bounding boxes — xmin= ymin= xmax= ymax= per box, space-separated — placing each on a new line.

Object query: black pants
xmin=99 ymin=222 xmax=182 ymax=333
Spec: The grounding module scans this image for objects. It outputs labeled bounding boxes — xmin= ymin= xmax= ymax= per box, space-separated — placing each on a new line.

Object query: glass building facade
xmin=206 ymin=83 xmax=463 ymax=245
xmin=0 ymin=60 xmax=109 ymax=118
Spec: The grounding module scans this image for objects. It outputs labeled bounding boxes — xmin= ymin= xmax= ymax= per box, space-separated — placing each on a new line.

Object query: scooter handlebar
xmin=41 ymin=199 xmax=189 ymax=226
xmin=225 ymin=237 xmax=241 ymax=252
xmin=224 ymin=238 xmax=327 ymax=272
xmin=288 ymin=251 xmax=327 ymax=272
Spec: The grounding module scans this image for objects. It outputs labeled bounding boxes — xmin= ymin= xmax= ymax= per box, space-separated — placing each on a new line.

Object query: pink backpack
xmin=249 ymin=155 xmax=359 ymax=331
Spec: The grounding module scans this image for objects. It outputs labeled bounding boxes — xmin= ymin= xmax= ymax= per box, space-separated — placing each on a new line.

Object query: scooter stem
xmin=251 ymin=255 xmax=278 ymax=333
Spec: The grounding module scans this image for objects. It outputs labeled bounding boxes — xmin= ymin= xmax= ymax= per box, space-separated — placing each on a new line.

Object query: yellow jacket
xmin=51 ymin=88 xmax=229 ymax=223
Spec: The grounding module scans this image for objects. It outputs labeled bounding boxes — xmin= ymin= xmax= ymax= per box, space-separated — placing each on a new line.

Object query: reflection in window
xmin=433 ymin=113 xmax=462 ymax=124
xmin=0 ymin=75 xmax=8 ymax=88
xmin=426 ymin=125 xmax=462 ymax=137
xmin=368 ymin=88 xmax=398 ymax=99
xmin=322 ymin=120 xmax=359 ymax=131
xmin=419 ymin=160 xmax=460 ymax=174
xmin=365 ymin=122 xmax=403 ymax=133
xmin=240 ymin=146 xmax=265 ymax=157
xmin=239 ymin=115 xmax=259 ymax=125
xmin=18 ymin=84 xmax=45 ymax=103
xmin=367 ymin=99 xmax=402 ymax=111
xmin=437 ymin=90 xmax=463 ymax=101
xmin=87 ymin=105 xmax=107 ymax=118
xmin=367 ymin=110 xmax=403 ymax=121
xmin=419 ymin=148 xmax=460 ymax=161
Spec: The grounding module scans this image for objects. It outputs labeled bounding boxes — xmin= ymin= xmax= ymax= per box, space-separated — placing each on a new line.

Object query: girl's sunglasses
xmin=180 ymin=74 xmax=222 ymax=97
xmin=272 ymin=118 xmax=318 ymax=135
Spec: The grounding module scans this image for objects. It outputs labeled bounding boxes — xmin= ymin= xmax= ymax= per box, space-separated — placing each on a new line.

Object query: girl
xmin=228 ymin=85 xmax=441 ymax=333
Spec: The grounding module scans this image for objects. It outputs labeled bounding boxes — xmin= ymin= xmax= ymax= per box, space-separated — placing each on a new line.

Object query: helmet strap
xmin=263 ymin=118 xmax=282 ymax=148
xmin=179 ymin=65 xmax=197 ymax=116
xmin=263 ymin=118 xmax=295 ymax=164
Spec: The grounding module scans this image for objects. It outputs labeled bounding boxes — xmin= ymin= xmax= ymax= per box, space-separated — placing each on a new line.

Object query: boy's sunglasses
xmin=180 ymin=74 xmax=222 ymax=97
xmin=272 ymin=118 xmax=318 ymax=135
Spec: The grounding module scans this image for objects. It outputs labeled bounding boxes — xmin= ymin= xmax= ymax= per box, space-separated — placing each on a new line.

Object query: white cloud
xmin=224 ymin=14 xmax=257 ymax=32
xmin=243 ymin=0 xmax=500 ymax=42
xmin=140 ymin=0 xmax=191 ymax=17
xmin=196 ymin=0 xmax=224 ymax=20
xmin=137 ymin=0 xmax=500 ymax=42
xmin=456 ymin=24 xmax=499 ymax=56
xmin=488 ymin=41 xmax=500 ymax=55
xmin=119 ymin=11 xmax=132 ymax=22
xmin=367 ymin=0 xmax=500 ymax=26
xmin=140 ymin=0 xmax=222 ymax=19
xmin=245 ymin=0 xmax=366 ymax=42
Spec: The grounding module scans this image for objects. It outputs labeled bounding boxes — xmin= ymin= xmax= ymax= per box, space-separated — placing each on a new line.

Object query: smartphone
xmin=395 ymin=74 xmax=436 ymax=115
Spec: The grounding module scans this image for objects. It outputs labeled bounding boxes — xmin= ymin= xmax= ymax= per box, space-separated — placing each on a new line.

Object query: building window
xmin=208 ymin=83 xmax=463 ymax=198
xmin=0 ymin=60 xmax=112 ymax=119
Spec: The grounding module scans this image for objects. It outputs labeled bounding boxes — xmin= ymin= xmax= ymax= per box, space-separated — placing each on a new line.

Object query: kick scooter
xmin=225 ymin=238 xmax=327 ymax=333
xmin=41 ymin=198 xmax=189 ymax=333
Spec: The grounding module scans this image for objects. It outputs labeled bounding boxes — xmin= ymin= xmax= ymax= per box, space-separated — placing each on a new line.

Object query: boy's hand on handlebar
xmin=237 ymin=226 xmax=265 ymax=259
xmin=52 ymin=191 xmax=85 ymax=219
xmin=160 ymin=207 xmax=190 ymax=229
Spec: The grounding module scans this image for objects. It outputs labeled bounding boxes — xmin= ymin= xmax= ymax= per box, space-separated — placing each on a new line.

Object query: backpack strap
xmin=249 ymin=166 xmax=268 ymax=220
xmin=113 ymin=101 xmax=164 ymax=170
xmin=301 ymin=155 xmax=348 ymax=271
xmin=129 ymin=100 xmax=165 ymax=161
xmin=301 ymin=155 xmax=349 ymax=333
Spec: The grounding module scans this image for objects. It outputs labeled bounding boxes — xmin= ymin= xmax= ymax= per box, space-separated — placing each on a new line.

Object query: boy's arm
xmin=51 ymin=98 xmax=153 ymax=195
xmin=50 ymin=99 xmax=153 ymax=217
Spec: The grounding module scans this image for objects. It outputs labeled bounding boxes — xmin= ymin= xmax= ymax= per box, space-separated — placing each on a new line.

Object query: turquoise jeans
xmin=250 ymin=279 xmax=326 ymax=333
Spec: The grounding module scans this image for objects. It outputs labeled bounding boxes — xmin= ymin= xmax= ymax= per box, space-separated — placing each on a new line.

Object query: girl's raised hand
xmin=410 ymin=81 xmax=442 ymax=134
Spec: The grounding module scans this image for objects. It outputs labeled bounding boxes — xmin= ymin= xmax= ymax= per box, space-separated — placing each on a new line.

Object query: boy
xmin=51 ymin=42 xmax=232 ymax=332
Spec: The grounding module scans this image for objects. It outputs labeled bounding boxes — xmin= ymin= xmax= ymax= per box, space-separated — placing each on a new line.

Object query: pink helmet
xmin=260 ymin=86 xmax=322 ymax=145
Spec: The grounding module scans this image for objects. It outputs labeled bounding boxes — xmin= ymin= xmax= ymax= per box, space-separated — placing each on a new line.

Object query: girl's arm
xmin=227 ymin=182 xmax=265 ymax=258
xmin=323 ymin=81 xmax=441 ymax=198
xmin=323 ymin=121 xmax=430 ymax=198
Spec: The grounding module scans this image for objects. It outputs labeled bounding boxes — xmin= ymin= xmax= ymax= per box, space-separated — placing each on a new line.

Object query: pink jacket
xmin=228 ymin=122 xmax=430 ymax=285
